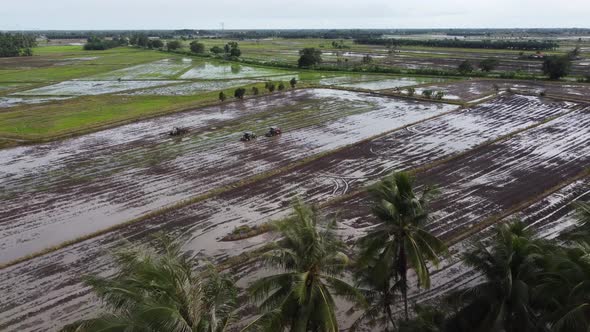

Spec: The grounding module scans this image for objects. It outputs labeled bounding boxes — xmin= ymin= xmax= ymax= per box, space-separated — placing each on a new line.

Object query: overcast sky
xmin=3 ymin=0 xmax=589 ymax=30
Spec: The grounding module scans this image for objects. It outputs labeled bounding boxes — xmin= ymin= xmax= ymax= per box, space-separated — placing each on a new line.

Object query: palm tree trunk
xmin=210 ymin=304 xmax=217 ymax=332
xmin=398 ymin=245 xmax=409 ymax=321
xmin=386 ymin=304 xmax=396 ymax=331
xmin=402 ymin=275 xmax=408 ymax=321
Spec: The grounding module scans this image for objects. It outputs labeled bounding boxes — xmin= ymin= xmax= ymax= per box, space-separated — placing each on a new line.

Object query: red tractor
xmin=265 ymin=126 xmax=282 ymax=137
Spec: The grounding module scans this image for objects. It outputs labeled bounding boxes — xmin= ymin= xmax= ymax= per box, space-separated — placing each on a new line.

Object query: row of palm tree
xmin=61 ymin=172 xmax=590 ymax=332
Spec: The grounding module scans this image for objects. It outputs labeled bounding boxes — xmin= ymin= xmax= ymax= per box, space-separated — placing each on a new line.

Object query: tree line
xmin=354 ymin=38 xmax=559 ymax=51
xmin=83 ymin=36 xmax=127 ymax=50
xmin=0 ymin=32 xmax=36 ymax=57
xmin=60 ymin=171 xmax=590 ymax=332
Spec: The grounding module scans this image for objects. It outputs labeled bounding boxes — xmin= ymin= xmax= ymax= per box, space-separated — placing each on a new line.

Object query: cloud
xmin=1 ymin=0 xmax=589 ymax=30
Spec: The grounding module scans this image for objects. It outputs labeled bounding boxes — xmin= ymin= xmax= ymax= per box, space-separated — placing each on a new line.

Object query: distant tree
xmin=166 ymin=40 xmax=182 ymax=51
xmin=230 ymin=47 xmax=241 ymax=57
xmin=458 ymin=60 xmax=474 ymax=75
xmin=234 ymin=88 xmax=246 ymax=99
xmin=542 ymin=56 xmax=571 ymax=80
xmin=298 ymin=48 xmax=323 ymax=67
xmin=83 ymin=36 xmax=126 ymax=51
xmin=251 ymin=86 xmax=259 ymax=95
xmin=136 ymin=34 xmax=149 ymax=48
xmin=435 ymin=91 xmax=445 ymax=100
xmin=362 ymin=54 xmax=373 ymax=64
xmin=148 ymin=39 xmax=164 ymax=49
xmin=479 ymin=58 xmax=499 ymax=72
xmin=567 ymin=47 xmax=581 ymax=60
xmin=219 ymin=91 xmax=227 ymax=102
xmin=289 ymin=77 xmax=297 ymax=88
xmin=189 ymin=41 xmax=205 ymax=54
xmin=210 ymin=46 xmax=224 ymax=54
xmin=224 ymin=42 xmax=241 ymax=57
xmin=265 ymin=82 xmax=276 ymax=93
xmin=407 ymin=87 xmax=416 ymax=97
xmin=278 ymin=82 xmax=285 ymax=91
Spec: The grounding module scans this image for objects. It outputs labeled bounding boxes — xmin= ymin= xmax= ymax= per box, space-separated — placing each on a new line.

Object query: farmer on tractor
xmin=265 ymin=126 xmax=282 ymax=137
xmin=240 ymin=131 xmax=257 ymax=141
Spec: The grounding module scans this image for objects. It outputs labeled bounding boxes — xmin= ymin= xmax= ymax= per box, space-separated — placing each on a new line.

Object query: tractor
xmin=265 ymin=126 xmax=282 ymax=137
xmin=169 ymin=127 xmax=189 ymax=136
xmin=240 ymin=131 xmax=257 ymax=141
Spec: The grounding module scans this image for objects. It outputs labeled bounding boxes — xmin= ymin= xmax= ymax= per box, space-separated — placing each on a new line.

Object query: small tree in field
xmin=210 ymin=46 xmax=224 ymax=54
xmin=479 ymin=58 xmax=499 ymax=72
xmin=149 ymin=39 xmax=164 ymax=49
xmin=542 ymin=56 xmax=571 ymax=80
xmin=251 ymin=86 xmax=259 ymax=95
xmin=458 ymin=60 xmax=474 ymax=75
xmin=278 ymin=82 xmax=285 ymax=91
xmin=407 ymin=87 xmax=416 ymax=97
xmin=362 ymin=54 xmax=373 ymax=64
xmin=219 ymin=91 xmax=227 ymax=102
xmin=189 ymin=41 xmax=205 ymax=54
xmin=234 ymin=88 xmax=246 ymax=99
xmin=435 ymin=91 xmax=445 ymax=100
xmin=265 ymin=82 xmax=276 ymax=93
xmin=298 ymin=48 xmax=322 ymax=67
xmin=289 ymin=77 xmax=297 ymax=88
xmin=166 ymin=40 xmax=182 ymax=51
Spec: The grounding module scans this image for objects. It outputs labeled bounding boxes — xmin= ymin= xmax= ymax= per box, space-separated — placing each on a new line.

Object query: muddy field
xmin=402 ymin=177 xmax=590 ymax=312
xmin=382 ymin=79 xmax=590 ymax=102
xmin=1 ymin=93 xmax=587 ymax=331
xmin=376 ymin=52 xmax=590 ymax=76
xmin=0 ymin=89 xmax=456 ymax=264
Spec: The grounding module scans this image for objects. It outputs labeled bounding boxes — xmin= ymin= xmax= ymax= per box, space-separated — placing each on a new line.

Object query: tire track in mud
xmin=0 ymin=94 xmax=584 ymax=331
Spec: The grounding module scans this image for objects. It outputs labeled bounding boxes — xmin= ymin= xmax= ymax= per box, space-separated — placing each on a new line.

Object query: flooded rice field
xmin=1 ymin=93 xmax=586 ymax=331
xmin=120 ymin=79 xmax=259 ymax=95
xmin=0 ymin=96 xmax=73 ymax=108
xmin=337 ymin=77 xmax=448 ymax=90
xmin=179 ymin=62 xmax=294 ymax=79
xmin=384 ymin=79 xmax=590 ymax=102
xmin=0 ymin=89 xmax=455 ymax=264
xmin=14 ymin=80 xmax=179 ymax=96
xmin=86 ymin=58 xmax=194 ymax=80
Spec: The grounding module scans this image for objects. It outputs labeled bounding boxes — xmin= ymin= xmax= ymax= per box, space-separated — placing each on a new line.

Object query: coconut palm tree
xmin=244 ymin=199 xmax=365 ymax=332
xmin=567 ymin=201 xmax=590 ymax=240
xmin=535 ymin=241 xmax=590 ymax=332
xmin=350 ymin=255 xmax=399 ymax=331
xmin=447 ymin=221 xmax=547 ymax=332
xmin=61 ymin=236 xmax=237 ymax=332
xmin=357 ymin=172 xmax=446 ymax=321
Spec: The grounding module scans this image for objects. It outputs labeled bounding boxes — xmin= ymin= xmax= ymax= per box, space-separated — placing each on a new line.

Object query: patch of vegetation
xmin=0 ymin=32 xmax=36 ymax=57
xmin=355 ymin=37 xmax=559 ymax=51
xmin=543 ymin=55 xmax=572 ymax=80
xmin=83 ymin=36 xmax=126 ymax=50
xmin=298 ymin=48 xmax=323 ymax=67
